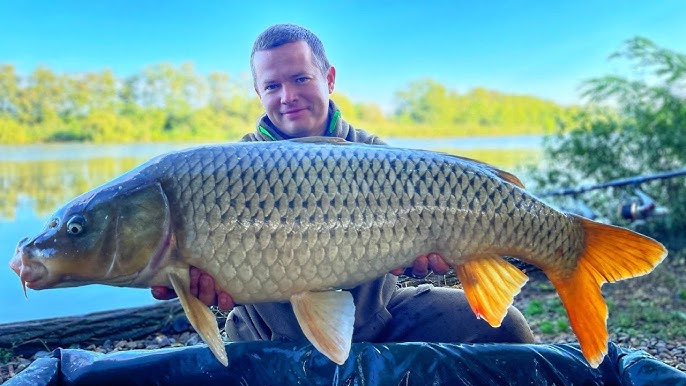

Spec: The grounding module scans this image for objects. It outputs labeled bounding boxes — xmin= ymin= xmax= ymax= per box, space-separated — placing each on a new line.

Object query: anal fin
xmin=169 ymin=271 xmax=228 ymax=366
xmin=455 ymin=255 xmax=529 ymax=327
xmin=291 ymin=290 xmax=355 ymax=365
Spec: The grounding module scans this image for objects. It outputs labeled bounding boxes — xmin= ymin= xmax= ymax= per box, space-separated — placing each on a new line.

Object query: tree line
xmin=0 ymin=63 xmax=575 ymax=144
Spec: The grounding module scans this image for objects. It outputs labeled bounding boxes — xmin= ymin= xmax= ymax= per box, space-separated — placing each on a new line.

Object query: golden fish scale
xmin=156 ymin=142 xmax=585 ymax=303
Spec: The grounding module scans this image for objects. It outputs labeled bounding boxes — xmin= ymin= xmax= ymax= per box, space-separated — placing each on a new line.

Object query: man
xmin=153 ymin=23 xmax=533 ymax=346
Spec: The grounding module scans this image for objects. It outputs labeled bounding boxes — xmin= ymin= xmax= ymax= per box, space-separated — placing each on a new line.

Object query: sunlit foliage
xmin=0 ymin=63 xmax=575 ymax=143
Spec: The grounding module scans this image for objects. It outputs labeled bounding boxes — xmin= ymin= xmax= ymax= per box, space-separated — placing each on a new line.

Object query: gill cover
xmin=99 ymin=182 xmax=171 ymax=283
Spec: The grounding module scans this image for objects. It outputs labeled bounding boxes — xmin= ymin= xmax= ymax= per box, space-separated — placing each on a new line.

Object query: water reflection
xmin=0 ymin=157 xmax=141 ymax=219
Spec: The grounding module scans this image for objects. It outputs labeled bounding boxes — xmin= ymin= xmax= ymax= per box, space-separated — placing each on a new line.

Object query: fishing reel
xmin=617 ymin=189 xmax=668 ymax=222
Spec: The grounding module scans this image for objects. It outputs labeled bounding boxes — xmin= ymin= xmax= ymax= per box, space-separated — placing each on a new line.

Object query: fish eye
xmin=66 ymin=215 xmax=86 ymax=236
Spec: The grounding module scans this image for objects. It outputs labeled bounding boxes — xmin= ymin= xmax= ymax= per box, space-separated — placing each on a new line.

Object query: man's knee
xmin=497 ymin=306 xmax=535 ymax=343
xmin=385 ymin=285 xmax=533 ymax=344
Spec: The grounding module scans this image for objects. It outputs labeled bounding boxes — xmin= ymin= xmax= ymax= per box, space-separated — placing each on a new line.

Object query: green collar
xmin=327 ymin=110 xmax=341 ymax=135
xmin=258 ymin=125 xmax=277 ymax=141
xmin=258 ymin=108 xmax=340 ymax=141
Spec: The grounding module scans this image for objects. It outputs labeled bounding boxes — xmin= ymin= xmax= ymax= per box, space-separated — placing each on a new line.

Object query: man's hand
xmin=150 ymin=266 xmax=235 ymax=311
xmin=390 ymin=253 xmax=451 ymax=278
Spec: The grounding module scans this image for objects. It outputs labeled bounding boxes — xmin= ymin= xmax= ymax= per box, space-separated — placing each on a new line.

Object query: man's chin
xmin=279 ymin=123 xmax=322 ymax=138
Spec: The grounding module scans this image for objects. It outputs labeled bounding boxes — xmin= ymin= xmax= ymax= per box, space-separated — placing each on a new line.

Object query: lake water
xmin=0 ymin=136 xmax=542 ymax=323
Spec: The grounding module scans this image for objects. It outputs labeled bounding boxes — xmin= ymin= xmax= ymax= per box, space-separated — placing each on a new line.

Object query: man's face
xmin=253 ymin=40 xmax=335 ymax=137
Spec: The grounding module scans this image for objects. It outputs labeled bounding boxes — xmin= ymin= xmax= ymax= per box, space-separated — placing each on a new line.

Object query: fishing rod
xmin=537 ymin=167 xmax=686 ymax=222
xmin=538 ymin=168 xmax=686 ymax=198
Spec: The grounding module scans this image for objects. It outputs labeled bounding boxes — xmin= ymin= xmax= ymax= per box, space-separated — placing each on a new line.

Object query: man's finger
xmin=411 ymin=255 xmax=430 ymax=277
xmin=189 ymin=267 xmax=201 ymax=297
xmin=428 ymin=253 xmax=451 ymax=274
xmin=151 ymin=286 xmax=177 ymax=300
xmin=389 ymin=267 xmax=405 ymax=276
xmin=197 ymin=273 xmax=217 ymax=306
xmin=217 ymin=291 xmax=236 ymax=312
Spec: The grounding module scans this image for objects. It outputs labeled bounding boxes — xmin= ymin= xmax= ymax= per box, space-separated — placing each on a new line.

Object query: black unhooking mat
xmin=5 ymin=341 xmax=685 ymax=386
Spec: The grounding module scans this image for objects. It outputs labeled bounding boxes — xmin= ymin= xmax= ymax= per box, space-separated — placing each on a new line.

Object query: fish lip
xmin=9 ymin=253 xmax=27 ymax=296
xmin=10 ymin=250 xmax=51 ymax=294
xmin=9 ymin=253 xmax=22 ymax=275
xmin=19 ymin=260 xmax=50 ymax=289
xmin=10 ymin=236 xmax=29 ymax=275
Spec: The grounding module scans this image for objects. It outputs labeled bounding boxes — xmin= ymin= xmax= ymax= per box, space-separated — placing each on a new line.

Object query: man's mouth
xmin=282 ymin=108 xmax=307 ymax=118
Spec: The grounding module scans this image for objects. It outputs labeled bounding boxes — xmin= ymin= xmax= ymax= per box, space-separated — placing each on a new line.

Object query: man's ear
xmin=327 ymin=66 xmax=336 ymax=94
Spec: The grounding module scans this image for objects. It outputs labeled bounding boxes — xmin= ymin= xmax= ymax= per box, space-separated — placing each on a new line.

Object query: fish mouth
xmin=10 ymin=244 xmax=51 ymax=295
xmin=21 ymin=265 xmax=50 ymax=290
xmin=8 ymin=253 xmax=26 ymax=295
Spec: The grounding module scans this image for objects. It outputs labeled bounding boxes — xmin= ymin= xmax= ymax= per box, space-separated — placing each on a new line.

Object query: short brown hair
xmin=250 ymin=23 xmax=331 ymax=80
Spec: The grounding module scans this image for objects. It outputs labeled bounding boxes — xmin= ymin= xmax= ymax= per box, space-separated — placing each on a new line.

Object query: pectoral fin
xmin=169 ymin=271 xmax=228 ymax=366
xmin=455 ymin=255 xmax=528 ymax=327
xmin=291 ymin=290 xmax=355 ymax=365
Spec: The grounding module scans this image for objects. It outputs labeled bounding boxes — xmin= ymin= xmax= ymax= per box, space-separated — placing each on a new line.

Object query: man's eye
xmin=296 ymin=77 xmax=309 ymax=83
xmin=265 ymin=84 xmax=279 ymax=91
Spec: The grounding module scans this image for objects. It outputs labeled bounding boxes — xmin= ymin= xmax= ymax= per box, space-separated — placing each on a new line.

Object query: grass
xmin=0 ymin=348 xmax=12 ymax=364
xmin=523 ymin=297 xmax=571 ymax=335
xmin=608 ymin=299 xmax=686 ymax=339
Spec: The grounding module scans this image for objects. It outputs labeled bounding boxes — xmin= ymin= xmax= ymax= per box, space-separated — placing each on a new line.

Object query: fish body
xmin=9 ymin=138 xmax=666 ymax=368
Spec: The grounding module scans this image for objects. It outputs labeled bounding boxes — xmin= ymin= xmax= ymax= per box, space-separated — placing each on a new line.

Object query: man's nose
xmin=280 ymin=83 xmax=297 ymax=104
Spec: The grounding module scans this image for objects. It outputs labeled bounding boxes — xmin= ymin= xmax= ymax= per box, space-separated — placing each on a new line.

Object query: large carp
xmin=9 ymin=138 xmax=666 ymax=368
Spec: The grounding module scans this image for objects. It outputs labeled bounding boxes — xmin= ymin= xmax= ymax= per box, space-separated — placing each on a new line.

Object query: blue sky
xmin=1 ymin=1 xmax=685 ymax=110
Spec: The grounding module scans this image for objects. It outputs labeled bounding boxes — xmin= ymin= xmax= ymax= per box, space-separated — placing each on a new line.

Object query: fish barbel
xmin=9 ymin=137 xmax=666 ymax=367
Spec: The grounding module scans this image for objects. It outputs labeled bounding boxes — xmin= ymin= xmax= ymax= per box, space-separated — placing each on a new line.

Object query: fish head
xmin=9 ymin=182 xmax=171 ymax=292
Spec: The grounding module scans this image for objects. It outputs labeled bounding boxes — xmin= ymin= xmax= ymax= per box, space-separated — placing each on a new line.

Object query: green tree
xmin=531 ymin=37 xmax=686 ymax=245
xmin=393 ymin=79 xmax=456 ymax=125
xmin=0 ymin=62 xmax=575 ymax=143
xmin=392 ymin=79 xmax=574 ymax=136
xmin=0 ymin=65 xmax=19 ymax=117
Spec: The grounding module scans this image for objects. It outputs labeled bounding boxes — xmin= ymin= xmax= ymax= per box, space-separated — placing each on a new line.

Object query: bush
xmin=529 ymin=37 xmax=686 ymax=247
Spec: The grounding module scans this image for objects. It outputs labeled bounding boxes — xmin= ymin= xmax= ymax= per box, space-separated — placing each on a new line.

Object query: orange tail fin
xmin=547 ymin=216 xmax=667 ymax=368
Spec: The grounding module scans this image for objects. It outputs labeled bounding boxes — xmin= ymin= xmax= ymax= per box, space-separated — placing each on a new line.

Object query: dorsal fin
xmin=494 ymin=169 xmax=525 ymax=188
xmin=445 ymin=153 xmax=526 ymax=188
